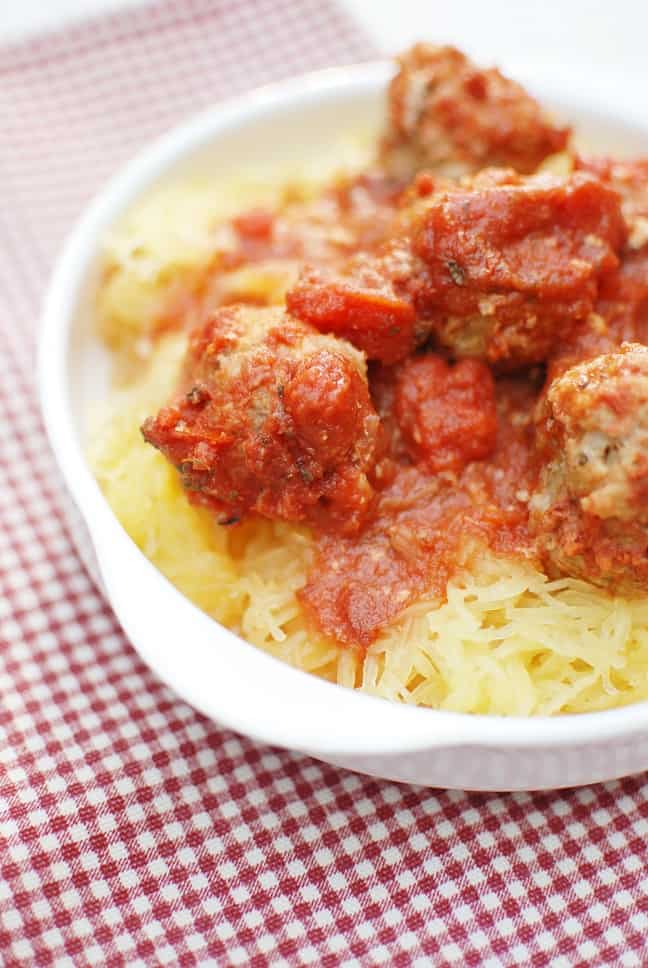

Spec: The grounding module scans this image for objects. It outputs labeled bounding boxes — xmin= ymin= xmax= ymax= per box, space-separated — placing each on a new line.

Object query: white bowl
xmin=40 ymin=61 xmax=648 ymax=791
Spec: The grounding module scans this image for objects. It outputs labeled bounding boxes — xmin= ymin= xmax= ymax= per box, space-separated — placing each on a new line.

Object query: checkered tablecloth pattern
xmin=1 ymin=1 xmax=648 ymax=964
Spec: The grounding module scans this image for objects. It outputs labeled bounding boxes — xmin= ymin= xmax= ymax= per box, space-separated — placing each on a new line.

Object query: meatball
xmin=141 ymin=306 xmax=380 ymax=534
xmin=382 ymin=44 xmax=570 ymax=179
xmin=412 ymin=169 xmax=626 ymax=368
xmin=530 ymin=343 xmax=648 ymax=594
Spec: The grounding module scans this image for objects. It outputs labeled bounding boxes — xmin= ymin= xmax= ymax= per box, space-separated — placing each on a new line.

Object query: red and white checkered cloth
xmin=1 ymin=1 xmax=648 ymax=964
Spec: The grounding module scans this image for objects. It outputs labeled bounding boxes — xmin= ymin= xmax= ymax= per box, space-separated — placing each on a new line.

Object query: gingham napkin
xmin=1 ymin=2 xmax=648 ymax=965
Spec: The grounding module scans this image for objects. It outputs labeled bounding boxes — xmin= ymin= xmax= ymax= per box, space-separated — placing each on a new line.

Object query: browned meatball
xmin=141 ymin=306 xmax=380 ymax=534
xmin=412 ymin=169 xmax=627 ymax=369
xmin=382 ymin=44 xmax=570 ymax=179
xmin=530 ymin=343 xmax=648 ymax=594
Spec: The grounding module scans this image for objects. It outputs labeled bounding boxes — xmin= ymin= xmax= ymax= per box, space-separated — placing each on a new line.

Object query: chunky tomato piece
xmin=287 ymin=264 xmax=417 ymax=365
xmin=394 ymin=355 xmax=498 ymax=473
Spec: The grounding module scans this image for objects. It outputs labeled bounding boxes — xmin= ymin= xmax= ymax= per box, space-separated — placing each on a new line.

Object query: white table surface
xmin=2 ymin=0 xmax=647 ymax=115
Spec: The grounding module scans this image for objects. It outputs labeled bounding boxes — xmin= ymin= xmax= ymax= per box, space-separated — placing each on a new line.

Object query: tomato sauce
xmin=299 ymin=370 xmax=540 ymax=646
xmin=151 ymin=159 xmax=648 ymax=648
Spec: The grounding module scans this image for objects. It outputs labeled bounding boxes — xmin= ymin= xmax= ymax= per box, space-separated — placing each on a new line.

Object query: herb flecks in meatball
xmin=530 ymin=343 xmax=648 ymax=594
xmin=382 ymin=44 xmax=570 ymax=179
xmin=413 ymin=169 xmax=626 ymax=368
xmin=141 ymin=306 xmax=380 ymax=534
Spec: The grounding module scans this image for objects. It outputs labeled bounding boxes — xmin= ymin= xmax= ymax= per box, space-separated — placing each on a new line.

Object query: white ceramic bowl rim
xmin=39 ymin=60 xmax=648 ymax=758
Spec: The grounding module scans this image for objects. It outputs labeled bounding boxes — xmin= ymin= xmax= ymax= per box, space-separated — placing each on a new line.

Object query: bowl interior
xmin=42 ymin=64 xmax=648 ymax=783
